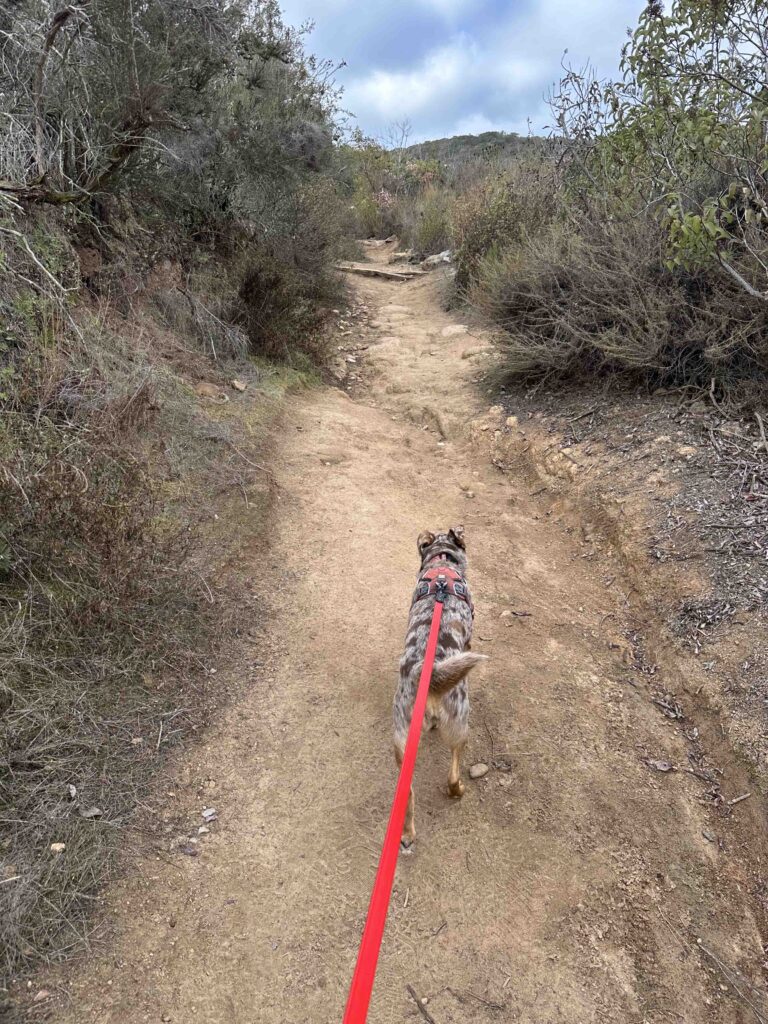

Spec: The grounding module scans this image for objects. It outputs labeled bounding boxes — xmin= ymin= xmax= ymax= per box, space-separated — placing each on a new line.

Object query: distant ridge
xmin=402 ymin=130 xmax=550 ymax=166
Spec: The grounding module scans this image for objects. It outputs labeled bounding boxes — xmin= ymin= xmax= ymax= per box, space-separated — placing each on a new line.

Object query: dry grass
xmin=0 ymin=216 xmax=303 ymax=1002
xmin=0 ymin=341 xmax=218 ymax=982
xmin=468 ymin=208 xmax=768 ymax=397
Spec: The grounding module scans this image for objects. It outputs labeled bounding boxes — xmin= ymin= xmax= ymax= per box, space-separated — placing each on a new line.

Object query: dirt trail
xmin=52 ymin=249 xmax=767 ymax=1023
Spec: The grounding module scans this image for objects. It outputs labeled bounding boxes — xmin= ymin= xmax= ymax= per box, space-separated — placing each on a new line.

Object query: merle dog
xmin=393 ymin=526 xmax=487 ymax=847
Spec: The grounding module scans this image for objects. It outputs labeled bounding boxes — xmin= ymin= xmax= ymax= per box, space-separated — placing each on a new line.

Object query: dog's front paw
xmin=400 ymin=834 xmax=415 ymax=852
xmin=448 ymin=779 xmax=465 ymax=799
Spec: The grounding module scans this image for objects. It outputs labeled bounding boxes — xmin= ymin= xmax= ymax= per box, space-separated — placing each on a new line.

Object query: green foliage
xmin=467 ymin=0 xmax=768 ymax=394
xmin=337 ymin=130 xmax=451 ymax=242
xmin=552 ymin=0 xmax=768 ymax=293
xmin=2 ymin=1 xmax=346 ymax=360
xmin=410 ymin=187 xmax=452 ymax=253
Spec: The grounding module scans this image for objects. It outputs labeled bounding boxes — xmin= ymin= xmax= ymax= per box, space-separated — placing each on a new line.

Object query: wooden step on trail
xmin=335 ymin=261 xmax=426 ymax=281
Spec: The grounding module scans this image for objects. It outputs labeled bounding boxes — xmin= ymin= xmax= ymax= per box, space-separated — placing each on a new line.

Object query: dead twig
xmin=728 ymin=792 xmax=751 ymax=806
xmin=226 ymin=442 xmax=279 ymax=486
xmin=569 ymin=406 xmax=600 ymax=422
xmin=657 ymin=910 xmax=768 ymax=1024
xmin=406 ymin=984 xmax=438 ymax=1024
xmin=755 ymin=412 xmax=768 ymax=453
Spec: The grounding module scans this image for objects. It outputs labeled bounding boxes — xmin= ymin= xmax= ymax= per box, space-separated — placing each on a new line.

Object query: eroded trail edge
xmin=49 ymin=255 xmax=767 ymax=1024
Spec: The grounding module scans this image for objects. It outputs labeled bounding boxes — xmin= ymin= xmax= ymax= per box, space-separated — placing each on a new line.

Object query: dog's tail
xmin=428 ymin=652 xmax=488 ymax=695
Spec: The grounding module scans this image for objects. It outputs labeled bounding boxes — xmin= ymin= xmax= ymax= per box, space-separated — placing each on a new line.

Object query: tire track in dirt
xmin=49 ymin=251 xmax=767 ymax=1024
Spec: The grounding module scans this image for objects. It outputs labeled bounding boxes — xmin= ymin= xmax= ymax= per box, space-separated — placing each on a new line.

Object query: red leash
xmin=342 ymin=595 xmax=445 ymax=1024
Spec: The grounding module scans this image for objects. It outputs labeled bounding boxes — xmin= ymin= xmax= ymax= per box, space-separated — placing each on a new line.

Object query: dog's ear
xmin=417 ymin=530 xmax=435 ymax=554
xmin=448 ymin=525 xmax=466 ymax=549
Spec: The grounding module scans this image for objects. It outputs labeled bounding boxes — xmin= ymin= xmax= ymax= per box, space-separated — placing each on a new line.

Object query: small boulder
xmin=421 ymin=250 xmax=452 ymax=269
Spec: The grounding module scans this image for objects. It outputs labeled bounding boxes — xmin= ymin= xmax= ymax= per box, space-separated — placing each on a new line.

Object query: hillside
xmin=403 ymin=130 xmax=550 ymax=166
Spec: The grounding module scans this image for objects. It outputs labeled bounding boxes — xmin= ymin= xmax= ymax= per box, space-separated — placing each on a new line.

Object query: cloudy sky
xmin=279 ymin=0 xmax=646 ymax=143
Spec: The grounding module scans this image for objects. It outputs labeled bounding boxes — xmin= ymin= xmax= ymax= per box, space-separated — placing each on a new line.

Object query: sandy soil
xmin=45 ymin=248 xmax=768 ymax=1024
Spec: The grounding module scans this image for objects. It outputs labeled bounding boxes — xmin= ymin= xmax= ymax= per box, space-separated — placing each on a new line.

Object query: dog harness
xmin=412 ymin=563 xmax=474 ymax=616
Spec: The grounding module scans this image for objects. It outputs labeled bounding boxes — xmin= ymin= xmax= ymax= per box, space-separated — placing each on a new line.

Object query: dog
xmin=393 ymin=525 xmax=487 ymax=847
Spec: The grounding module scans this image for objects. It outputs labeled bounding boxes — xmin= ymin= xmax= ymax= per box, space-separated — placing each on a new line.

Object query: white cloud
xmin=345 ymin=40 xmax=477 ymax=121
xmin=283 ymin=0 xmax=646 ymax=140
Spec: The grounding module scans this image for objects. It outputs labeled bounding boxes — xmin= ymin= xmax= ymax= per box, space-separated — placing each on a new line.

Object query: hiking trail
xmin=51 ymin=243 xmax=767 ymax=1024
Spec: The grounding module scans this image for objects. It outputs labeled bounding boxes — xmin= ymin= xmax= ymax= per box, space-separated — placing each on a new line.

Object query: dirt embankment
xmin=23 ymin=242 xmax=768 ymax=1024
xmin=491 ymin=387 xmax=768 ymax=790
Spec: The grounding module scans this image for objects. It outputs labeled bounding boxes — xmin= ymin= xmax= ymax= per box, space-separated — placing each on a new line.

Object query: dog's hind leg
xmin=394 ymin=741 xmax=416 ymax=847
xmin=447 ymin=740 xmax=466 ymax=799
xmin=439 ymin=680 xmax=469 ymax=799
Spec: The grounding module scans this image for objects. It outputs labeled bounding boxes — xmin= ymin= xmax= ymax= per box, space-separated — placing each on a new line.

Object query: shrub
xmin=411 ymin=188 xmax=454 ymax=253
xmin=452 ymin=161 xmax=557 ymax=288
xmin=465 ymin=1 xmax=768 ymax=401
xmin=232 ymin=176 xmax=348 ymax=362
xmin=470 ymin=209 xmax=768 ymax=391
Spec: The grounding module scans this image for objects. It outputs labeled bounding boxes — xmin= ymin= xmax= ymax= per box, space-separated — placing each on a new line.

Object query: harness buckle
xmin=434 ymin=574 xmax=449 ymax=603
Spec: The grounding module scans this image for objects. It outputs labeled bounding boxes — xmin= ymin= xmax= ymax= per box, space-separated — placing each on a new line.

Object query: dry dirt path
xmin=52 ymin=251 xmax=767 ymax=1024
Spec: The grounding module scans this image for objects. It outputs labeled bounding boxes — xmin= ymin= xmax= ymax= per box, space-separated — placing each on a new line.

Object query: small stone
xmin=231 ymin=379 xmax=247 ymax=392
xmin=131 ymin=737 xmax=143 ymax=745
xmin=50 ymin=843 xmax=66 ymax=855
xmin=198 ymin=826 xmax=210 ymax=835
xmin=469 ymin=763 xmax=489 ymax=780
xmin=500 ymin=610 xmax=512 ymax=619
xmin=179 ymin=843 xmax=199 ymax=857
xmin=702 ymin=829 xmax=716 ymax=843
xmin=67 ymin=784 xmax=77 ymax=800
xmin=202 ymin=807 xmax=218 ymax=823
xmin=78 ymin=805 xmax=103 ymax=819
xmin=465 ymin=491 xmax=475 ymax=499
xmin=33 ymin=991 xmax=50 ymax=1003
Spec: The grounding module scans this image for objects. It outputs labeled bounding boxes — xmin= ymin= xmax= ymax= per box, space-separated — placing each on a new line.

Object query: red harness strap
xmin=412 ymin=563 xmax=474 ymax=616
xmin=342 ymin=597 xmax=445 ymax=1024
